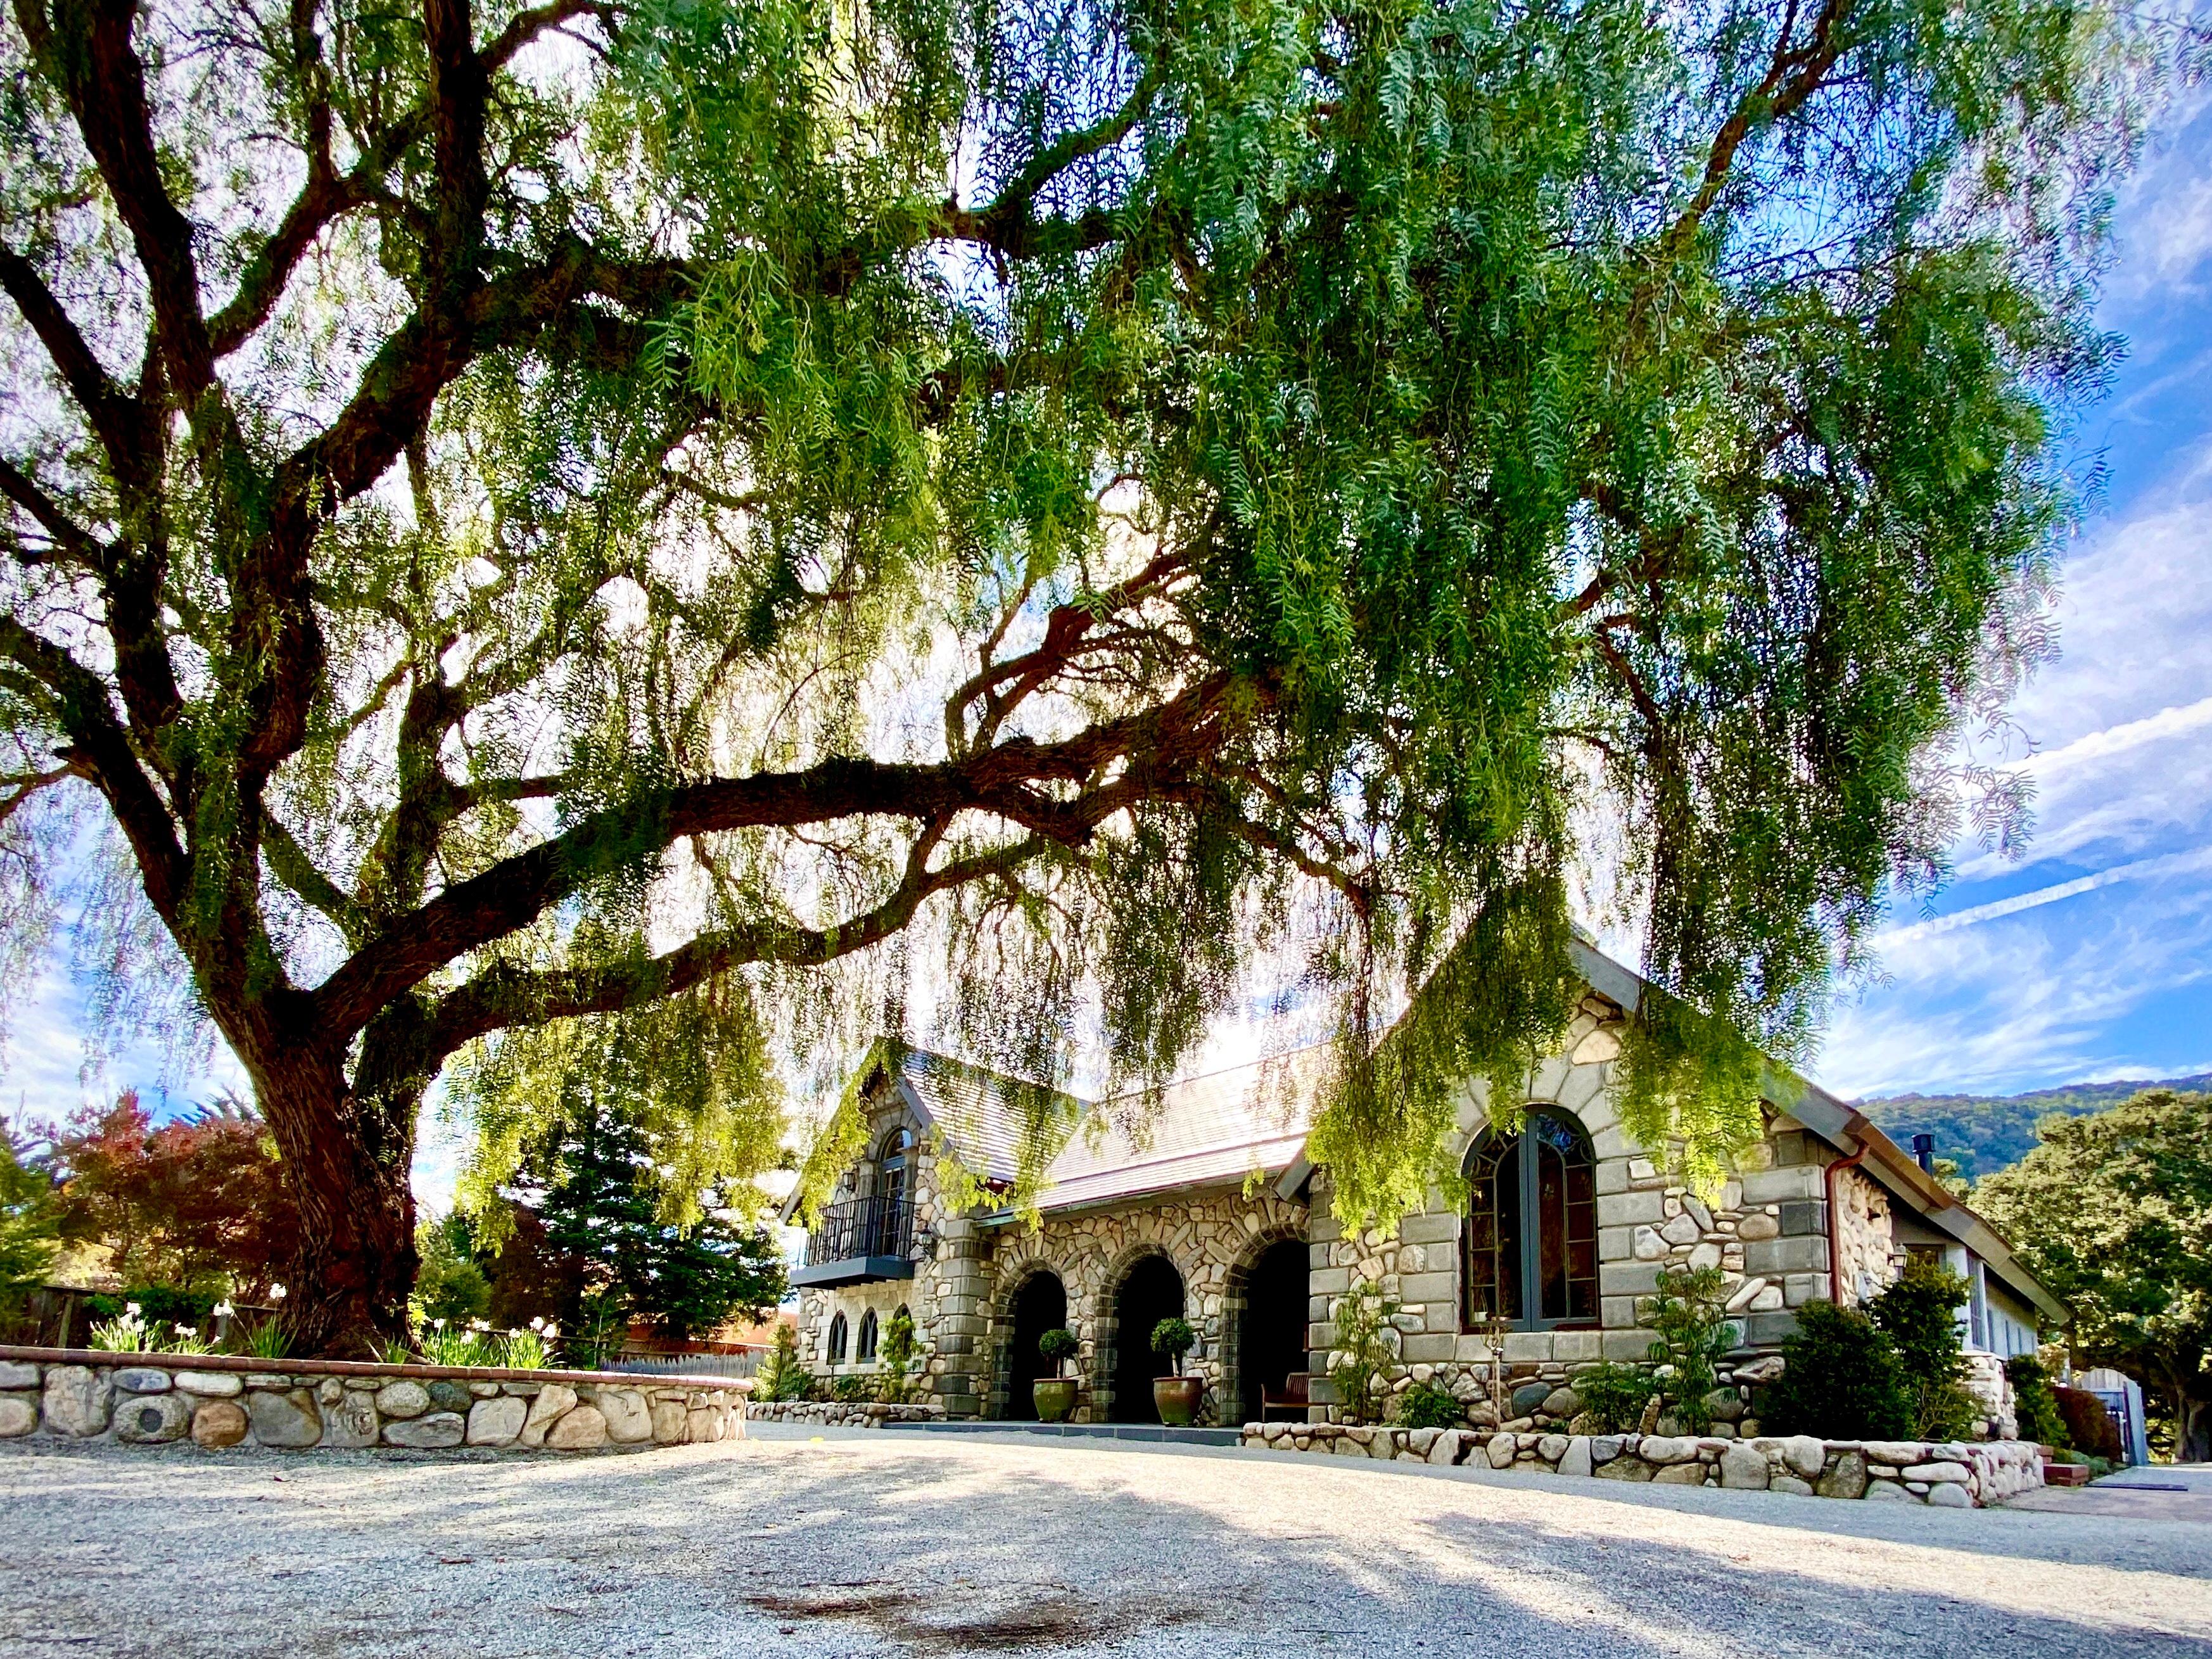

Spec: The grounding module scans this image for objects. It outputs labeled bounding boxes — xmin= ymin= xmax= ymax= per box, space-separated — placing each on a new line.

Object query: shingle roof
xmin=893 ymin=1050 xmax=1081 ymax=1187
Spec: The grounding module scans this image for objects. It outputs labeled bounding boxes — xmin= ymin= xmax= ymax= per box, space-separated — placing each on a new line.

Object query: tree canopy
xmin=1975 ymin=1088 xmax=2212 ymax=1463
xmin=0 ymin=0 xmax=2162 ymax=1347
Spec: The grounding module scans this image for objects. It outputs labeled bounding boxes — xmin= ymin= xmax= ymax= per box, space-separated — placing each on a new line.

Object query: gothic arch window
xmin=1462 ymin=1108 xmax=1598 ymax=1330
xmin=875 ymin=1128 xmax=913 ymax=1205
xmin=827 ymin=1311 xmax=849 ymax=1366
xmin=856 ymin=1308 xmax=879 ymax=1363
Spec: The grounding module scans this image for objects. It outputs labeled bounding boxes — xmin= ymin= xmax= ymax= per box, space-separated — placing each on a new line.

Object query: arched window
xmin=826 ymin=1311 xmax=849 ymax=1366
xmin=856 ymin=1308 xmax=879 ymax=1363
xmin=1463 ymin=1109 xmax=1598 ymax=1330
xmin=875 ymin=1127 xmax=913 ymax=1205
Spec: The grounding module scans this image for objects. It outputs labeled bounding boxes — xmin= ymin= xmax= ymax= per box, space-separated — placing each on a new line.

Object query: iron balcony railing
xmin=805 ymin=1194 xmax=917 ymax=1266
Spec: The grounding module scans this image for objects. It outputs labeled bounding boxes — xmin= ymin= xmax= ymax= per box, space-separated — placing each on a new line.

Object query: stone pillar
xmin=931 ymin=1217 xmax=989 ymax=1418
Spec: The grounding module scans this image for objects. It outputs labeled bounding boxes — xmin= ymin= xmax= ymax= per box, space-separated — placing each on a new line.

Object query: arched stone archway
xmin=1103 ymin=1251 xmax=1186 ymax=1424
xmin=1224 ymin=1235 xmax=1310 ymax=1424
xmin=1003 ymin=1269 xmax=1068 ymax=1420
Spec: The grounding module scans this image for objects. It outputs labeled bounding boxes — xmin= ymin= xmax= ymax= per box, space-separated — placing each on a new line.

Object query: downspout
xmin=1825 ymin=1143 xmax=1871 ymax=1307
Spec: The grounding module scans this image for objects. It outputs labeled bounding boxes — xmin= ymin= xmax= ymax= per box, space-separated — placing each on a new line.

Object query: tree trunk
xmin=2182 ymin=1393 xmax=2212 ymax=1465
xmin=247 ymin=1042 xmax=419 ymax=1357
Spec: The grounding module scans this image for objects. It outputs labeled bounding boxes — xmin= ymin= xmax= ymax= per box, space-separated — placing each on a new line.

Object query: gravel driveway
xmin=3 ymin=1428 xmax=2208 ymax=1658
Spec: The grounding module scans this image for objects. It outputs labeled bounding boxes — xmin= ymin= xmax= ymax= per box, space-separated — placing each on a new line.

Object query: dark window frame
xmin=1461 ymin=1107 xmax=1599 ymax=1332
xmin=856 ymin=1308 xmax=879 ymax=1363
xmin=827 ymin=1311 xmax=849 ymax=1366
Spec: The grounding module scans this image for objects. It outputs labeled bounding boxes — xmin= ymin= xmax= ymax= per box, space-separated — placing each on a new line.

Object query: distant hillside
xmin=1860 ymin=1074 xmax=2212 ymax=1181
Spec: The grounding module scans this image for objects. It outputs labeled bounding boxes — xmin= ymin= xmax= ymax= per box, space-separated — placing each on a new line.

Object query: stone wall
xmin=1238 ymin=1422 xmax=2046 ymax=1507
xmin=1831 ymin=1164 xmax=1902 ymax=1306
xmin=1306 ymin=995 xmax=1835 ymax=1414
xmin=746 ymin=1400 xmax=945 ymax=1427
xmin=0 ymin=1350 xmax=744 ymax=1453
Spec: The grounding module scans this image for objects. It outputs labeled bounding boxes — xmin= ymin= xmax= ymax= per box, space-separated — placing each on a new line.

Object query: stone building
xmin=785 ymin=940 xmax=2061 ymax=1429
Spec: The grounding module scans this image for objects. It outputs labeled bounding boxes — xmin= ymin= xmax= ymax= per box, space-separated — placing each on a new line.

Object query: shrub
xmin=2054 ymin=1386 xmax=2123 ymax=1461
xmin=1395 ymin=1378 xmax=1465 ymax=1430
xmin=1869 ymin=1257 xmax=1972 ymax=1438
xmin=832 ymin=1373 xmax=874 ymax=1402
xmin=0 ymin=1139 xmax=58 ymax=1325
xmin=1757 ymin=1300 xmax=1914 ymax=1440
xmin=1641 ymin=1266 xmax=1737 ymax=1433
xmin=1575 ymin=1361 xmax=1660 ymax=1433
xmin=878 ymin=1307 xmax=921 ymax=1403
xmin=1037 ymin=1327 xmax=1080 ymax=1375
xmin=756 ymin=1321 xmax=813 ymax=1402
xmin=1150 ymin=1317 xmax=1196 ymax=1372
xmin=2006 ymin=1355 xmax=2069 ymax=1448
xmin=1327 ymin=1278 xmax=1400 ymax=1425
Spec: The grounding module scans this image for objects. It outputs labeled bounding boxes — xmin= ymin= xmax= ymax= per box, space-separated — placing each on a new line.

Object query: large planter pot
xmin=1033 ymin=1377 xmax=1077 ymax=1423
xmin=1154 ymin=1375 xmax=1204 ymax=1427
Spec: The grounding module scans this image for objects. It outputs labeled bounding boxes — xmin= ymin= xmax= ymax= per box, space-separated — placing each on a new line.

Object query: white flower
xmin=269 ymin=1283 xmax=288 ymax=1301
xmin=213 ymin=1300 xmax=234 ymax=1318
xmin=431 ymin=1317 xmax=447 ymax=1330
xmin=542 ymin=1323 xmax=559 ymax=1339
xmin=125 ymin=1301 xmax=141 ymax=1316
xmin=530 ymin=1316 xmax=545 ymax=1332
xmin=176 ymin=1325 xmax=196 ymax=1338
xmin=509 ymin=1328 xmax=524 ymax=1339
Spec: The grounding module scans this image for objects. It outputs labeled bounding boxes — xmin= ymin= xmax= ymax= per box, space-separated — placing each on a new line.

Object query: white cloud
xmin=1881 ymin=843 xmax=2212 ymax=945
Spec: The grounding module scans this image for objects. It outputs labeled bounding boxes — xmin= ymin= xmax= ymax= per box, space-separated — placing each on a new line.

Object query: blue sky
xmin=6 ymin=91 xmax=2212 ymax=1167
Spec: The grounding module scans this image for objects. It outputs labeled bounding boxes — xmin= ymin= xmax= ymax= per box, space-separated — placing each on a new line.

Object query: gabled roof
xmin=893 ymin=1049 xmax=1080 ymax=1188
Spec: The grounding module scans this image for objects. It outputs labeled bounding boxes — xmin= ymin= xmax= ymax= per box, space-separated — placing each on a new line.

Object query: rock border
xmin=746 ymin=1400 xmax=946 ymax=1428
xmin=0 ymin=1347 xmax=744 ymax=1455
xmin=1236 ymin=1421 xmax=2044 ymax=1506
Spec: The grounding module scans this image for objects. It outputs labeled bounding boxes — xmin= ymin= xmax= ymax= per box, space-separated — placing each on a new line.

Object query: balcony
xmin=791 ymin=1195 xmax=919 ymax=1288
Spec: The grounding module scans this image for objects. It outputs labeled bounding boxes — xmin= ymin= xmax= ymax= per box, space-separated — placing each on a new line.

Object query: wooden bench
xmin=1261 ymin=1371 xmax=1311 ymax=1421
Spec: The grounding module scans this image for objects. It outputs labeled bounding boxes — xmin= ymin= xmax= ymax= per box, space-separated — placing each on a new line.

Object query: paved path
xmin=2010 ymin=1462 xmax=2212 ymax=1525
xmin=4 ymin=1431 xmax=2210 ymax=1658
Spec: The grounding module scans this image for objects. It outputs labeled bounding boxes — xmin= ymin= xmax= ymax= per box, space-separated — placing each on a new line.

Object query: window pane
xmin=1494 ymin=1139 xmax=1522 ymax=1323
xmin=1535 ymin=1139 xmax=1568 ymax=1320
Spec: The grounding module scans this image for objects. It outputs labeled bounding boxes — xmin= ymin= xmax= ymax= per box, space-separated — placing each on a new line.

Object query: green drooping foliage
xmin=1976 ymin=1088 xmax=2212 ymax=1461
xmin=1572 ymin=1360 xmax=1660 ymax=1435
xmin=1869 ymin=1255 xmax=1977 ymax=1439
xmin=1757 ymin=1299 xmax=1915 ymax=1441
xmin=878 ymin=1306 xmax=922 ymax=1404
xmin=1328 ymin=1277 xmax=1401 ymax=1425
xmin=0 ymin=0 xmax=2174 ymax=1340
xmin=2005 ymin=1354 xmax=2068 ymax=1449
xmin=1641 ymin=1266 xmax=1738 ymax=1434
xmin=410 ymin=1213 xmax=494 ymax=1332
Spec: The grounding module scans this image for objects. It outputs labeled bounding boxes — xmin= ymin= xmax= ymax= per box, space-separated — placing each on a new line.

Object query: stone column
xmin=930 ymin=1217 xmax=989 ymax=1418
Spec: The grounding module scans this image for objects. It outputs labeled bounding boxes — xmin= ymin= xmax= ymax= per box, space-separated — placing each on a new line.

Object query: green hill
xmin=1860 ymin=1073 xmax=2212 ymax=1181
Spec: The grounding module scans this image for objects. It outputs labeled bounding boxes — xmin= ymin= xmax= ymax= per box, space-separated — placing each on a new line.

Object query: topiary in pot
xmin=1150 ymin=1317 xmax=1202 ymax=1426
xmin=1034 ymin=1327 xmax=1081 ymax=1421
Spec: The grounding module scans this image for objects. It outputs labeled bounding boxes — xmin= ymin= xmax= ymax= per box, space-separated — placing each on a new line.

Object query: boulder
xmin=247 ymin=1388 xmax=323 ymax=1449
xmin=1541 ymin=1389 xmax=1580 ymax=1420
xmin=374 ymin=1380 xmax=431 ymax=1419
xmin=599 ymin=1389 xmax=652 ymax=1444
xmin=1537 ymin=1433 xmax=1570 ymax=1464
xmin=321 ymin=1391 xmax=381 ymax=1449
xmin=1687 ymin=1241 xmax=1724 ymax=1273
xmin=1732 ymin=1353 xmax=1786 ymax=1385
xmin=191 ymin=1399 xmax=250 ymax=1448
xmin=0 ymin=1395 xmax=37 ymax=1437
xmin=651 ymin=1398 xmax=688 ymax=1444
xmin=384 ymin=1412 xmax=466 ymax=1449
xmin=1426 ymin=1430 xmax=1462 ymax=1466
xmin=1861 ymin=1441 xmax=1928 ymax=1466
xmin=1904 ymin=1461 xmax=1973 ymax=1485
xmin=1815 ymin=1450 xmax=1869 ymax=1502
xmin=1594 ymin=1454 xmax=1654 ymax=1482
xmin=1487 ymin=1435 xmax=1517 ymax=1469
xmin=1632 ymin=1226 xmax=1668 ymax=1261
xmin=519 ymin=1383 xmax=578 ymax=1448
xmin=1590 ymin=1435 xmax=1624 ymax=1464
xmin=549 ymin=1404 xmax=609 ymax=1449
xmin=687 ymin=1405 xmax=727 ymax=1444
xmin=1510 ymin=1380 xmax=1553 ymax=1418
xmin=1719 ymin=1444 xmax=1769 ymax=1490
xmin=1862 ymin=1480 xmax=1914 ymax=1503
xmin=116 ymin=1392 xmax=191 ymax=1444
xmin=1703 ymin=1388 xmax=1745 ymax=1424
xmin=0 ymin=1361 xmax=39 ymax=1390
xmin=1558 ymin=1437 xmax=1593 ymax=1478
xmin=1780 ymin=1435 xmax=1828 ymax=1480
xmin=174 ymin=1371 xmax=243 ymax=1398
xmin=466 ymin=1395 xmax=527 ymax=1446
xmin=1770 ymin=1475 xmax=1814 ymax=1496
xmin=1654 ymin=1462 xmax=1707 ymax=1485
xmin=426 ymin=1381 xmax=474 ymax=1415
xmin=1658 ymin=1212 xmax=1700 ymax=1247
xmin=1927 ymin=1482 xmax=1973 ymax=1509
xmin=42 ymin=1366 xmax=112 ymax=1437
xmin=1638 ymin=1435 xmax=1696 ymax=1465
xmin=114 ymin=1367 xmax=171 ymax=1394
xmin=1736 ymin=1212 xmax=1781 ymax=1242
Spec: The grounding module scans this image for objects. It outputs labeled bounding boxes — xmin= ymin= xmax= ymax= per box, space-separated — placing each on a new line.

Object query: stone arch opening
xmin=1106 ymin=1252 xmax=1186 ymax=1424
xmin=1003 ymin=1269 xmax=1068 ymax=1421
xmin=1226 ymin=1236 xmax=1310 ymax=1424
